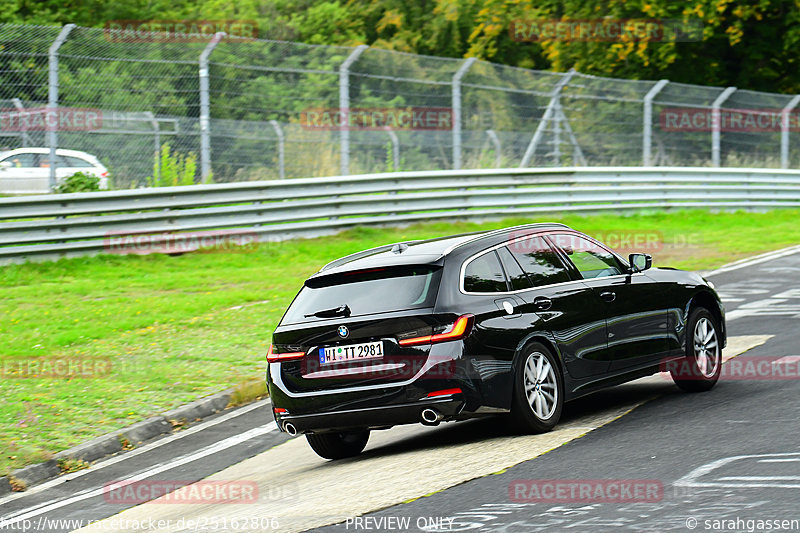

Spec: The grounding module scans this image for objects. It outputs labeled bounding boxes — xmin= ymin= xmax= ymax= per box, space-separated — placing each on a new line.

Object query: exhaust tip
xmin=421 ymin=408 xmax=443 ymax=425
xmin=284 ymin=422 xmax=297 ymax=436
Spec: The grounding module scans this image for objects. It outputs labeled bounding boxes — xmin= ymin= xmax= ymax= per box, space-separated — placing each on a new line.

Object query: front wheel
xmin=306 ymin=430 xmax=370 ymax=460
xmin=670 ymin=307 xmax=722 ymax=392
xmin=509 ymin=343 xmax=564 ymax=433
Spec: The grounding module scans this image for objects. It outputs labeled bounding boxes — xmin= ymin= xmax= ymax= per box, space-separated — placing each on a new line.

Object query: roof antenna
xmin=391 ymin=243 xmax=409 ymax=254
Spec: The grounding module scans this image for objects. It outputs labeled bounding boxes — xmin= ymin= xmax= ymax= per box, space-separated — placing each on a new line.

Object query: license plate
xmin=319 ymin=341 xmax=384 ymax=364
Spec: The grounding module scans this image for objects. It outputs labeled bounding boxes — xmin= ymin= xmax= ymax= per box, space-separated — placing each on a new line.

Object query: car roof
xmin=0 ymin=147 xmax=98 ymax=159
xmin=313 ymin=223 xmax=570 ymax=278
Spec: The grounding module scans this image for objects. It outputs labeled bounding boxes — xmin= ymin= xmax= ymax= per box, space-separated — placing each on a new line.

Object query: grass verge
xmin=1 ymin=209 xmax=799 ymax=474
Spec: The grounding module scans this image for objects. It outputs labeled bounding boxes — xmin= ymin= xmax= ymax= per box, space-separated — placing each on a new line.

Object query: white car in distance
xmin=0 ymin=148 xmax=109 ymax=194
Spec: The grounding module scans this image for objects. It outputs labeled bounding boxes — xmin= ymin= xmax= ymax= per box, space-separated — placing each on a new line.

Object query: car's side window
xmin=1 ymin=153 xmax=37 ymax=168
xmin=64 ymin=156 xmax=93 ymax=167
xmin=496 ymin=246 xmax=532 ymax=290
xmin=506 ymin=236 xmax=571 ymax=287
xmin=548 ymin=233 xmax=623 ymax=279
xmin=463 ymin=250 xmax=508 ymax=293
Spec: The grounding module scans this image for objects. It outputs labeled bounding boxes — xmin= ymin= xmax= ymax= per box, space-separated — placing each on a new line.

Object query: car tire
xmin=509 ymin=342 xmax=564 ymax=433
xmin=305 ymin=430 xmax=370 ymax=460
xmin=670 ymin=307 xmax=722 ymax=393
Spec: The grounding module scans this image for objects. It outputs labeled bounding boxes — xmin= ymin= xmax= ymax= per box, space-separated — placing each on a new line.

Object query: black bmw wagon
xmin=266 ymin=223 xmax=726 ymax=459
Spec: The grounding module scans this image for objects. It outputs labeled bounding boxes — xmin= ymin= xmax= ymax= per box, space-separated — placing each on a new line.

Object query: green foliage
xmin=55 ymin=171 xmax=101 ymax=194
xmin=5 ymin=0 xmax=799 ymax=92
xmin=146 ymin=143 xmax=199 ymax=187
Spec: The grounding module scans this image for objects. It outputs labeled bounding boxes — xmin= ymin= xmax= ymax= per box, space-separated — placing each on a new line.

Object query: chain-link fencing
xmin=1 ymin=22 xmax=799 ymax=190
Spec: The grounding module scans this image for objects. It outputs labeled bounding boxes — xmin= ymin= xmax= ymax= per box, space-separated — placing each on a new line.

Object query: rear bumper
xmin=275 ymin=396 xmax=465 ymax=434
xmin=267 ymin=340 xmax=515 ymax=433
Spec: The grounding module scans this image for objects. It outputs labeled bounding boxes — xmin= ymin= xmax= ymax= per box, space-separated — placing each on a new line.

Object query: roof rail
xmin=445 ymin=222 xmax=570 ymax=253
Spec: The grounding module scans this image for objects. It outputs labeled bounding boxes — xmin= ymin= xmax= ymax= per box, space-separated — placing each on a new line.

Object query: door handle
xmin=533 ymin=296 xmax=552 ymax=311
xmin=600 ymin=291 xmax=616 ymax=302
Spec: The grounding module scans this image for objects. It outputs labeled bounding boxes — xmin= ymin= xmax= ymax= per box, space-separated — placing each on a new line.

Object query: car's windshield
xmin=282 ymin=265 xmax=442 ymax=324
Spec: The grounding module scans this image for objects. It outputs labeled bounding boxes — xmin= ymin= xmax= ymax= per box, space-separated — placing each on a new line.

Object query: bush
xmin=146 ymin=143 xmax=203 ymax=187
xmin=55 ymin=172 xmax=101 ymax=194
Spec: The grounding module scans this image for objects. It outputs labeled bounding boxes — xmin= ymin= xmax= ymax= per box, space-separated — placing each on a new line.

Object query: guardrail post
xmin=643 ymin=79 xmax=669 ymax=166
xmin=486 ymin=130 xmax=501 ymax=168
xmin=452 ymin=57 xmax=477 ymax=170
xmin=339 ymin=45 xmax=368 ymax=176
xmin=47 ymin=24 xmax=75 ymax=192
xmin=711 ymin=86 xmax=736 ymax=167
xmin=781 ymin=95 xmax=800 ymax=169
xmin=199 ymin=32 xmax=225 ymax=182
xmin=520 ymin=69 xmax=576 ymax=168
xmin=269 ymin=120 xmax=285 ymax=179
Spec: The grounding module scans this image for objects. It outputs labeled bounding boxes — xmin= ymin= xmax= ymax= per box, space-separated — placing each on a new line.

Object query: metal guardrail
xmin=2 ymin=167 xmax=800 ymax=264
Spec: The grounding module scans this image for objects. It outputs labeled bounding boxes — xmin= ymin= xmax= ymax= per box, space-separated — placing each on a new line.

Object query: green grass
xmin=2 ymin=209 xmax=800 ymax=474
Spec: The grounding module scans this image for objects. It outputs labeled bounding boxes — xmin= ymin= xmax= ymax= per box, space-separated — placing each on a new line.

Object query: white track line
xmin=0 ymin=399 xmax=272 ymax=506
xmin=0 ymin=423 xmax=278 ymax=527
xmin=704 ymin=245 xmax=800 ymax=277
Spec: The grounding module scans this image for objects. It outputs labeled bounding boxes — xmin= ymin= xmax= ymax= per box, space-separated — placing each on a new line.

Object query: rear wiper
xmin=304 ymin=304 xmax=351 ymax=318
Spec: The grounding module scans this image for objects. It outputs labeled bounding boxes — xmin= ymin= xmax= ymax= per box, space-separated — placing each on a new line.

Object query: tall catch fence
xmin=1 ymin=23 xmax=798 ymax=190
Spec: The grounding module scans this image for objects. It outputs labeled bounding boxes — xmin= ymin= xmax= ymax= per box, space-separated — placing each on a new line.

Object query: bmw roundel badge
xmin=337 ymin=325 xmax=349 ymax=338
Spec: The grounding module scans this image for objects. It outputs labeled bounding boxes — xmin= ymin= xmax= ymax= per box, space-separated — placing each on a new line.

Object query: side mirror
xmin=628 ymin=253 xmax=652 ymax=273
xmin=0 ymin=161 xmax=11 ymax=169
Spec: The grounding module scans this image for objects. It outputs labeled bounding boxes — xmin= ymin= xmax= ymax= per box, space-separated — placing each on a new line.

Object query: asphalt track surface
xmin=0 ymin=248 xmax=798 ymax=533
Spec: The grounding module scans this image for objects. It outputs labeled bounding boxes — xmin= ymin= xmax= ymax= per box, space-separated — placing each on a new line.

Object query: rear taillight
xmin=266 ymin=344 xmax=305 ymax=363
xmin=398 ymin=314 xmax=474 ymax=347
xmin=100 ymin=171 xmax=109 ymax=177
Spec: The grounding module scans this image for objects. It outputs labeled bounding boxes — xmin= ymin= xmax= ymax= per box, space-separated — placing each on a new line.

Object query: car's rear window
xmin=282 ymin=265 xmax=442 ymax=324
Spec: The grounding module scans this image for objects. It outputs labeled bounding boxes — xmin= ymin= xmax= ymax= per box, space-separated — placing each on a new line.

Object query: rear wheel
xmin=670 ymin=307 xmax=721 ymax=392
xmin=509 ymin=343 xmax=564 ymax=433
xmin=305 ymin=430 xmax=370 ymax=460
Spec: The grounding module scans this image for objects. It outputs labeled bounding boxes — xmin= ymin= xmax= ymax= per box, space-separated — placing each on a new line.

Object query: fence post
xmin=452 ymin=57 xmax=477 ymax=170
xmin=199 ymin=32 xmax=225 ymax=182
xmin=11 ymin=98 xmax=30 ymax=147
xmin=383 ymin=127 xmax=400 ymax=171
xmin=520 ymin=69 xmax=575 ymax=168
xmin=339 ymin=45 xmax=368 ymax=176
xmin=643 ymin=79 xmax=669 ymax=166
xmin=269 ymin=120 xmax=285 ymax=179
xmin=47 ymin=23 xmax=75 ymax=192
xmin=486 ymin=129 xmax=501 ymax=168
xmin=781 ymin=95 xmax=800 ymax=169
xmin=144 ymin=111 xmax=160 ymax=184
xmin=711 ymin=86 xmax=736 ymax=167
